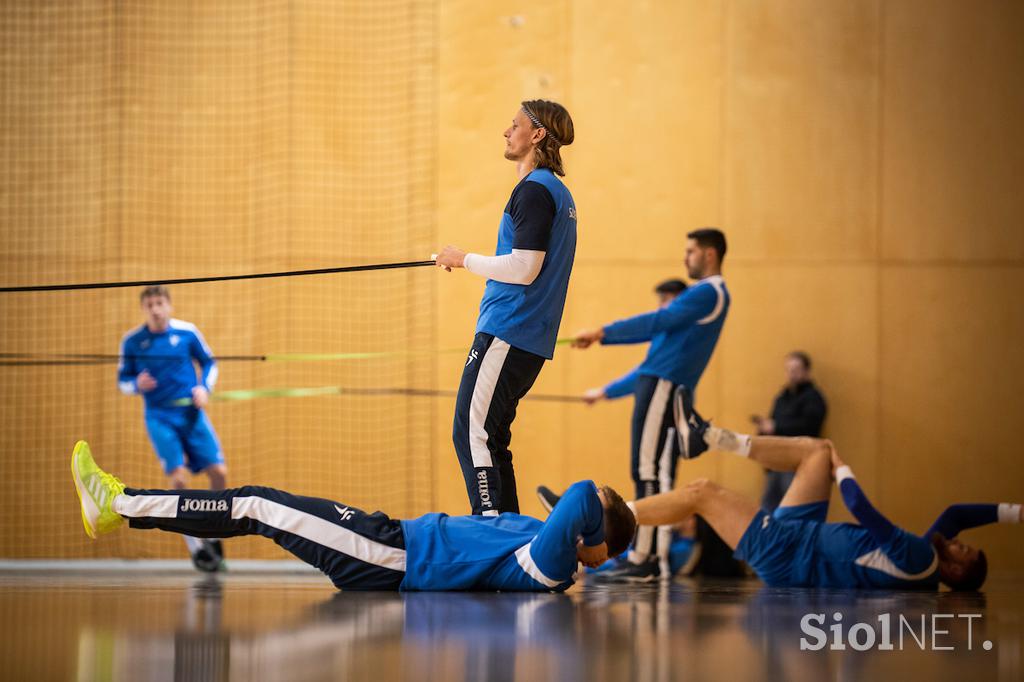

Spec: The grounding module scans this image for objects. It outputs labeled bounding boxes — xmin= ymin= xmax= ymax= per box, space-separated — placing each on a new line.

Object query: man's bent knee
xmin=791 ymin=437 xmax=831 ymax=463
xmin=167 ymin=468 xmax=189 ymax=489
xmin=685 ymin=477 xmax=718 ymax=497
xmin=808 ymin=439 xmax=833 ymax=462
xmin=204 ymin=464 xmax=228 ymax=489
xmin=682 ymin=478 xmax=724 ymax=516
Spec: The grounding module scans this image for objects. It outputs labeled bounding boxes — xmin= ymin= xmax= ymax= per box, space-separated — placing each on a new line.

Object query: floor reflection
xmin=1 ymin=572 xmax=1020 ymax=681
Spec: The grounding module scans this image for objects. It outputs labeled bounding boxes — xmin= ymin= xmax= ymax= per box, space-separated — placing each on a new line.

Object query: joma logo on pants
xmin=180 ymin=498 xmax=228 ymax=512
xmin=477 ymin=470 xmax=492 ymax=507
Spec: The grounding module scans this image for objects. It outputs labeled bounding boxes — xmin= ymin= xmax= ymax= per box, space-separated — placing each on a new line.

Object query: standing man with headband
xmin=435 ymin=100 xmax=577 ymax=516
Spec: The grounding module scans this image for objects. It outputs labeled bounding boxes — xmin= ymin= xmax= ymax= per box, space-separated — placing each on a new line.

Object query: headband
xmin=522 ymin=105 xmax=562 ymax=146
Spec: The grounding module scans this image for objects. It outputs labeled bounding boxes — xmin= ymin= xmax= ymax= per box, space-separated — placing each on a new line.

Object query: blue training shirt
xmin=784 ymin=474 xmax=1002 ymax=589
xmin=604 ymin=368 xmax=639 ymax=400
xmin=118 ymin=319 xmax=218 ymax=409
xmin=399 ymin=480 xmax=604 ymax=592
xmin=601 ymin=275 xmax=729 ymax=391
xmin=475 ymin=168 xmax=577 ymax=359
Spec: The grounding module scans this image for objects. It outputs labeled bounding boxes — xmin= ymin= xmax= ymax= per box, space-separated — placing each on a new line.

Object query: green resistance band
xmin=165 ymin=339 xmax=585 ymax=406
xmin=171 ymin=385 xmax=583 ymax=406
xmin=1 ymin=338 xmax=576 ymax=365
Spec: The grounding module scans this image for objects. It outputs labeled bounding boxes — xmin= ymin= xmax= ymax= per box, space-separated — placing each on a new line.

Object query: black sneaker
xmin=536 ymin=486 xmax=561 ymax=513
xmin=210 ymin=539 xmax=224 ymax=560
xmin=191 ymin=540 xmax=224 ymax=573
xmin=589 ymin=558 xmax=661 ymax=584
xmin=674 ymin=385 xmax=708 ymax=460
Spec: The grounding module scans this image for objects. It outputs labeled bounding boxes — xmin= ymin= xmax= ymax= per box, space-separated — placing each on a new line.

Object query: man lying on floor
xmin=71 ymin=441 xmax=636 ymax=592
xmin=629 ymin=389 xmax=1021 ymax=591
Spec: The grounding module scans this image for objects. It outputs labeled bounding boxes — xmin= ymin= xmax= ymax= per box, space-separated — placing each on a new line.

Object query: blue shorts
xmin=733 ymin=500 xmax=828 ymax=587
xmin=144 ymin=406 xmax=224 ymax=475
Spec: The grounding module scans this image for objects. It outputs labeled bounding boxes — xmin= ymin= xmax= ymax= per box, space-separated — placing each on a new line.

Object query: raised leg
xmin=116 ymin=485 xmax=406 ymax=590
xmin=710 ymin=431 xmax=835 ymax=509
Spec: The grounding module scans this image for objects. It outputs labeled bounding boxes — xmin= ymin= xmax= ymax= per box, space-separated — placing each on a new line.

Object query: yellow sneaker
xmin=71 ymin=440 xmax=126 ymax=538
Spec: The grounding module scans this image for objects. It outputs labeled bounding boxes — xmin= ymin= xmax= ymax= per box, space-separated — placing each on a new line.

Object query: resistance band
xmin=0 ymin=259 xmax=436 ymax=293
xmin=0 ymin=339 xmax=576 ymax=366
xmin=170 ymin=385 xmax=584 ymax=406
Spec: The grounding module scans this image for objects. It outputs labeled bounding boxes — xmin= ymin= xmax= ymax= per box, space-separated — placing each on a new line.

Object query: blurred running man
xmin=118 ymin=286 xmax=226 ymax=571
xmin=639 ymin=391 xmax=1019 ymax=590
xmin=71 ymin=441 xmax=636 ymax=592
xmin=570 ymin=229 xmax=729 ymax=581
xmin=435 ymin=100 xmax=577 ymax=516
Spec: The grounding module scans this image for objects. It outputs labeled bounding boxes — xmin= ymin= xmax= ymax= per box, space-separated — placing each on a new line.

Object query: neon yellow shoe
xmin=71 ymin=440 xmax=126 ymax=538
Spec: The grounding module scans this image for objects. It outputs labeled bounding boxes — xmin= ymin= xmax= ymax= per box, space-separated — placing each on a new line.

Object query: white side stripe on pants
xmin=114 ymin=494 xmax=180 ymax=518
xmin=469 ymin=338 xmax=512 ymax=468
xmin=232 ymin=496 xmax=406 ymax=572
xmin=638 ymin=379 xmax=673 ymax=481
xmin=632 ymin=378 xmax=673 ymax=562
xmin=657 ymin=427 xmax=675 ymax=575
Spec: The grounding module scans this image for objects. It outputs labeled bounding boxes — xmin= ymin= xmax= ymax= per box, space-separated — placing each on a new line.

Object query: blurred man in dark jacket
xmin=751 ymin=351 xmax=827 ymax=512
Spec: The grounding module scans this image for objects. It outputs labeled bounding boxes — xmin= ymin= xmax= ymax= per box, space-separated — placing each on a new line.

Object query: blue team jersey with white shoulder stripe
xmin=796 ymin=521 xmax=940 ymax=589
xmin=738 ymin=473 xmax=1006 ymax=589
xmin=118 ymin=319 xmax=218 ymax=409
xmin=399 ymin=480 xmax=604 ymax=592
xmin=601 ymin=275 xmax=729 ymax=391
xmin=475 ymin=168 xmax=577 ymax=359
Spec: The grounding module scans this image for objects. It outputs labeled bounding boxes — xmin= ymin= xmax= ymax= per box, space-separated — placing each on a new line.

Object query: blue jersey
xmin=604 ymin=368 xmax=639 ymax=399
xmin=789 ymin=518 xmax=941 ymax=590
xmin=476 ymin=168 xmax=577 ymax=359
xmin=399 ymin=480 xmax=604 ymax=592
xmin=118 ymin=319 xmax=218 ymax=409
xmin=601 ymin=276 xmax=729 ymax=391
xmin=742 ymin=472 xmax=1005 ymax=589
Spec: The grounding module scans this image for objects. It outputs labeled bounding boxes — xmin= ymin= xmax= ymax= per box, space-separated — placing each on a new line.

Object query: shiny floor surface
xmin=3 ymin=571 xmax=1021 ymax=682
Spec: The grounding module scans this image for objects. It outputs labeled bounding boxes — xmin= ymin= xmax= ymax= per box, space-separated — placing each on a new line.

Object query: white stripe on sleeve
xmin=205 ymin=364 xmax=219 ymax=390
xmin=696 ymin=276 xmax=726 ymax=325
xmin=514 ymin=542 xmax=562 ymax=588
xmin=854 ymin=548 xmax=938 ymax=581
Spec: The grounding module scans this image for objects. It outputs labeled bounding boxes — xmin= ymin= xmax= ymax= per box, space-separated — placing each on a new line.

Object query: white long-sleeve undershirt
xmin=464 ymin=249 xmax=545 ymax=285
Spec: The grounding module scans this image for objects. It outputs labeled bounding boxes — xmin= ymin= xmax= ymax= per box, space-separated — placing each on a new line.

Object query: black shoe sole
xmin=536 ymin=485 xmax=560 ymax=513
xmin=674 ymin=386 xmax=707 ymax=460
xmin=674 ymin=386 xmax=695 ymax=459
xmin=192 ymin=540 xmax=225 ymax=572
xmin=589 ymin=567 xmax=661 ymax=584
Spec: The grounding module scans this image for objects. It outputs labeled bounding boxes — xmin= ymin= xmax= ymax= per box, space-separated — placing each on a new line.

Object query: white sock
xmin=705 ymin=426 xmax=752 ymax=456
xmin=183 ymin=535 xmax=204 ymax=554
xmin=998 ymin=503 xmax=1022 ymax=524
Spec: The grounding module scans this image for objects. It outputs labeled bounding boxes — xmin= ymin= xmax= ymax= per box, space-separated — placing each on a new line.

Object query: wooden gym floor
xmin=2 ymin=569 xmax=1021 ymax=681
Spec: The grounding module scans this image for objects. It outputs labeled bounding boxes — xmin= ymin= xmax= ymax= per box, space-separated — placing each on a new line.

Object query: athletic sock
xmin=704 ymin=426 xmax=752 ymax=456
xmin=183 ymin=535 xmax=204 ymax=555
